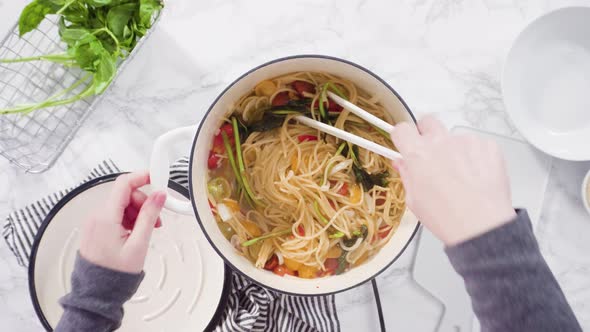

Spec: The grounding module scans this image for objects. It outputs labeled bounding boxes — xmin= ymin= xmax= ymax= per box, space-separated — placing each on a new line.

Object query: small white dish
xmin=583 ymin=169 xmax=590 ymax=216
xmin=502 ymin=6 xmax=590 ymax=161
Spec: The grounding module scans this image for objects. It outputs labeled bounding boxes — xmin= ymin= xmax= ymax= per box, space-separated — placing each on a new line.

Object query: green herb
xmin=342 ymin=224 xmax=368 ymax=247
xmin=19 ymin=0 xmax=58 ymax=37
xmin=247 ymin=113 xmax=286 ymax=132
xmin=341 ymin=144 xmax=389 ymax=191
xmin=318 ymin=83 xmax=329 ymax=122
xmin=232 ymin=116 xmax=260 ymax=207
xmin=0 ymin=0 xmax=162 ymax=115
xmin=221 ymin=131 xmax=252 ymax=207
xmin=269 ymin=100 xmax=310 ymax=113
xmin=270 ymin=109 xmax=305 ymax=116
xmin=352 ymin=166 xmax=389 ymax=192
xmin=241 ymin=229 xmax=292 ymax=247
xmin=329 ymin=231 xmax=345 ymax=239
xmin=313 ymin=200 xmax=329 ymax=224
xmin=335 ymin=251 xmax=348 ymax=275
xmin=371 ymin=123 xmax=390 ymax=139
xmin=325 ymin=82 xmax=346 ymax=99
xmin=335 ymin=142 xmax=346 ymax=156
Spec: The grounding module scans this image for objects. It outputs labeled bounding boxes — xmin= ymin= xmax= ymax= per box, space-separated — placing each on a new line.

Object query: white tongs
xmin=294 ymin=91 xmax=402 ymax=160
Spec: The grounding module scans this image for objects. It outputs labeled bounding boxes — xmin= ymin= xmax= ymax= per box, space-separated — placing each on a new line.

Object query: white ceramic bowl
xmin=583 ymin=169 xmax=590 ymax=216
xmin=502 ymin=6 xmax=590 ymax=161
xmin=150 ymin=55 xmax=420 ymax=295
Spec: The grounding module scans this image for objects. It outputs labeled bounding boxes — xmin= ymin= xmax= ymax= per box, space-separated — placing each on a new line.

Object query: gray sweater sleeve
xmin=446 ymin=209 xmax=582 ymax=332
xmin=54 ymin=253 xmax=144 ymax=332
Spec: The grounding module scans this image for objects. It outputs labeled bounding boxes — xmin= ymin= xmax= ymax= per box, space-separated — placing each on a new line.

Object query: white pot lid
xmin=28 ymin=174 xmax=230 ymax=331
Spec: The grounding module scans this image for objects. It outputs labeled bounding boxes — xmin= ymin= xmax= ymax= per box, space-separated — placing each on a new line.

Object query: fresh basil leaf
xmin=38 ymin=0 xmax=64 ymax=8
xmin=138 ymin=0 xmax=161 ymax=28
xmin=84 ymin=0 xmax=113 ymax=7
xmin=61 ymin=2 xmax=89 ymax=24
xmin=247 ymin=113 xmax=286 ymax=132
xmin=18 ymin=0 xmax=56 ymax=36
xmin=335 ymin=252 xmax=347 ymax=275
xmin=60 ymin=28 xmax=92 ymax=46
xmin=342 ymin=225 xmax=368 ymax=247
xmin=107 ymin=3 xmax=137 ymax=40
xmin=92 ymin=51 xmax=116 ymax=94
xmin=74 ymin=38 xmax=104 ymax=70
xmin=119 ymin=24 xmax=136 ymax=51
xmin=58 ymin=16 xmax=67 ymax=35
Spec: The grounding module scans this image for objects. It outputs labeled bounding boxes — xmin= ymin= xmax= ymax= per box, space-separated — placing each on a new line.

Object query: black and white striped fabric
xmin=2 ymin=159 xmax=340 ymax=332
xmin=2 ymin=159 xmax=121 ymax=266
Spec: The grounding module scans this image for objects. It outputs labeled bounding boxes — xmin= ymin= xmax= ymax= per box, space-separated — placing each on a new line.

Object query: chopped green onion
xmin=241 ymin=229 xmax=292 ymax=247
xmin=325 ymin=82 xmax=346 ymax=99
xmin=329 ymin=232 xmax=345 ymax=239
xmin=318 ymin=84 xmax=328 ymax=121
xmin=335 ymin=142 xmax=346 ymax=156
xmin=271 ymin=110 xmax=304 ymax=115
xmin=222 ymin=131 xmax=243 ymax=190
xmin=314 ymin=201 xmax=329 ymax=224
xmin=371 ymin=123 xmax=390 ymax=139
xmin=231 ymin=117 xmax=260 ymax=207
xmin=232 ymin=117 xmax=245 ymax=173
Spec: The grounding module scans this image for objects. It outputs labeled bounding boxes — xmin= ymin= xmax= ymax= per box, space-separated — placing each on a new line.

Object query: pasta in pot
xmin=206 ymin=71 xmax=405 ymax=278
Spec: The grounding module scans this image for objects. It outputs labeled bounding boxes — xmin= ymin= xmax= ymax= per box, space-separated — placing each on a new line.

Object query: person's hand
xmin=390 ymin=115 xmax=516 ymax=246
xmin=79 ymin=171 xmax=167 ymax=274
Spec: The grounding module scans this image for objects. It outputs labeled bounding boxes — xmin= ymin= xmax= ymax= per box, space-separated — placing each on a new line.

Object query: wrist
xmin=71 ymin=252 xmax=144 ymax=303
xmin=443 ymin=206 xmax=517 ymax=246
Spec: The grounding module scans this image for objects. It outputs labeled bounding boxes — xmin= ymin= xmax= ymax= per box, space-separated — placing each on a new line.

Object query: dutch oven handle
xmin=150 ymin=126 xmax=195 ymax=215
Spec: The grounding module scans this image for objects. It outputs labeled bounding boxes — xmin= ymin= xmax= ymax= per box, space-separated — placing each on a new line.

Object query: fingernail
xmin=153 ymin=191 xmax=167 ymax=208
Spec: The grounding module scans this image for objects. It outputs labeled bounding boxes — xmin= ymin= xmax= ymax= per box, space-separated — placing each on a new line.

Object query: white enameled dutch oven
xmin=150 ymin=55 xmax=420 ymax=295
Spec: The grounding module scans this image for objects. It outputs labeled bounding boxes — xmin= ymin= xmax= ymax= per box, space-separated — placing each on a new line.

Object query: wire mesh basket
xmin=0 ymin=14 xmax=159 ymax=173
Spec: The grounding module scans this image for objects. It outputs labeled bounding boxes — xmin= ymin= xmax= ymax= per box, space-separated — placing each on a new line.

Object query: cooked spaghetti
xmin=206 ymin=71 xmax=405 ymax=278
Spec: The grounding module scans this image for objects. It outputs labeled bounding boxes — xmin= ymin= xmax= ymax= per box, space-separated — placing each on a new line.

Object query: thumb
xmin=125 ymin=191 xmax=166 ymax=252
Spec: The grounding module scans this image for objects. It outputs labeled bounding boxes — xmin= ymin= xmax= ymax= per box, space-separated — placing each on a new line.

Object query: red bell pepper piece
xmin=292 ymin=80 xmax=316 ymax=96
xmin=264 ymin=255 xmax=279 ymax=271
xmin=271 ymin=91 xmax=290 ymax=106
xmin=208 ymin=151 xmax=221 ymax=169
xmin=298 ymin=135 xmax=318 ymax=143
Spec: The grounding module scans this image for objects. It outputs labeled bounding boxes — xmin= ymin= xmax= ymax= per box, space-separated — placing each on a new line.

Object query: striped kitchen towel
xmin=2 ymin=158 xmax=340 ymax=332
xmin=2 ymin=159 xmax=121 ymax=266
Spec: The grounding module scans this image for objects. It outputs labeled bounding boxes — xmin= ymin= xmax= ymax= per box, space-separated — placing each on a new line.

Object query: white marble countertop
xmin=1 ymin=0 xmax=590 ymax=331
